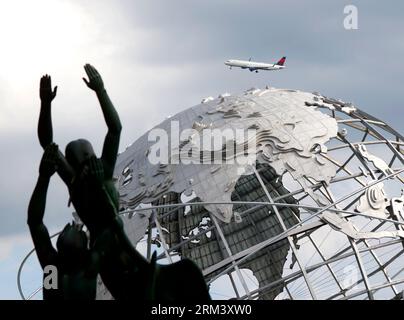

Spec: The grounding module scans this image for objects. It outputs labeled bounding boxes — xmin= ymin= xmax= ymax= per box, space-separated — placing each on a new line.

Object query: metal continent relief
xmin=115 ymin=87 xmax=339 ymax=223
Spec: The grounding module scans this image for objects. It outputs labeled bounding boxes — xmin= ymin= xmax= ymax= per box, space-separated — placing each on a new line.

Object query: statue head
xmin=56 ymin=222 xmax=88 ymax=263
xmin=65 ymin=139 xmax=95 ymax=172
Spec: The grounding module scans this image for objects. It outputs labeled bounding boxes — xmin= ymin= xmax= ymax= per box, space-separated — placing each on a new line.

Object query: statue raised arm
xmin=38 ymin=75 xmax=74 ymax=186
xmin=38 ymin=75 xmax=57 ymax=148
xmin=82 ymin=64 xmax=122 ymax=179
xmin=61 ymin=64 xmax=122 ymax=237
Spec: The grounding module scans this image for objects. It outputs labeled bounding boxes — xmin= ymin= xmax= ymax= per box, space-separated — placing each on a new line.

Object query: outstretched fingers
xmin=84 ymin=64 xmax=90 ymax=75
xmin=40 ymin=75 xmax=51 ymax=88
xmin=82 ymin=63 xmax=104 ymax=92
xmin=85 ymin=63 xmax=99 ymax=79
xmin=83 ymin=64 xmax=94 ymax=86
xmin=91 ymin=66 xmax=101 ymax=79
xmin=84 ymin=64 xmax=95 ymax=78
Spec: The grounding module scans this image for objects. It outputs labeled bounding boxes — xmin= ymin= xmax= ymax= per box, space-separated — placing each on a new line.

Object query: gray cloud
xmin=109 ymin=0 xmax=404 ymax=129
xmin=0 ymin=0 xmax=403 ymax=244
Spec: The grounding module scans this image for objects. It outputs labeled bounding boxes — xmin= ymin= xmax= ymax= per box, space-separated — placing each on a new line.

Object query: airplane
xmin=224 ymin=56 xmax=286 ymax=73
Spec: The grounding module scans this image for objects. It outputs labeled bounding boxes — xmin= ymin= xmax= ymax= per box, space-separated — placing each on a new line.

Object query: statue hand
xmin=82 ymin=64 xmax=104 ymax=92
xmin=39 ymin=75 xmax=57 ymax=103
xmin=82 ymin=156 xmax=104 ymax=184
xmin=39 ymin=143 xmax=59 ymax=177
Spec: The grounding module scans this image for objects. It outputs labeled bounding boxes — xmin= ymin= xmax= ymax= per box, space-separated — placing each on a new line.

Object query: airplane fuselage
xmin=224 ymin=59 xmax=285 ymax=72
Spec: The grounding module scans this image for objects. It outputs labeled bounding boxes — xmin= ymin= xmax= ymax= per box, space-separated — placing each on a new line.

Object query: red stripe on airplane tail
xmin=276 ymin=57 xmax=286 ymax=66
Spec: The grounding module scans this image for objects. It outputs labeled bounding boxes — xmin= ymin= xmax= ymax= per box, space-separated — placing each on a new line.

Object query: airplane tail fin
xmin=276 ymin=56 xmax=286 ymax=66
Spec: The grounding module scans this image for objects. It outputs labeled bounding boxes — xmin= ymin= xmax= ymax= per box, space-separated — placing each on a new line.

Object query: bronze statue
xmin=35 ymin=64 xmax=211 ymax=301
xmin=27 ymin=144 xmax=101 ymax=300
xmin=38 ymin=65 xmax=122 ymax=239
xmin=38 ymin=64 xmax=146 ymax=297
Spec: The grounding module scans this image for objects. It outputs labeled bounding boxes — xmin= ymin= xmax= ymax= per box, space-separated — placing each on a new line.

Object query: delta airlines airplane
xmin=224 ymin=56 xmax=286 ymax=73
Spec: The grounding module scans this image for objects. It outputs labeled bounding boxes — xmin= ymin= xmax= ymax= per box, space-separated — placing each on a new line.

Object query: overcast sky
xmin=0 ymin=0 xmax=403 ymax=299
